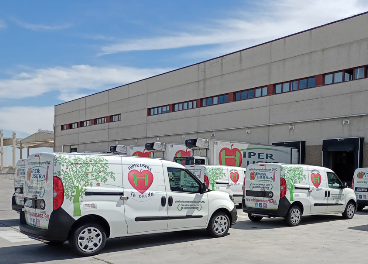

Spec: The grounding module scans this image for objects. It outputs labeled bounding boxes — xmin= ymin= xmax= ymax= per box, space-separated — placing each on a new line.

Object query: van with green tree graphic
xmin=243 ymin=163 xmax=357 ymax=226
xmin=20 ymin=153 xmax=237 ymax=256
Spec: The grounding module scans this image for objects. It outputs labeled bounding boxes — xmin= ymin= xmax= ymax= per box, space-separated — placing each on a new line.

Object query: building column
xmin=0 ymin=130 xmax=3 ymax=171
xmin=20 ymin=143 xmax=23 ymax=159
xmin=27 ymin=147 xmax=30 ymax=158
xmin=13 ymin=132 xmax=16 ymax=168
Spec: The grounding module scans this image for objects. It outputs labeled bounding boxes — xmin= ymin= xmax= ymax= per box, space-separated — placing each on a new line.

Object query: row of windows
xmin=174 ymin=100 xmax=197 ymax=111
xmin=275 ymin=77 xmax=315 ymax=94
xmin=151 ymin=105 xmax=170 ymax=115
xmin=235 ymin=87 xmax=267 ymax=101
xmin=202 ymin=94 xmax=228 ymax=107
xmin=61 ymin=114 xmax=121 ymax=130
xmin=324 ymin=66 xmax=366 ymax=85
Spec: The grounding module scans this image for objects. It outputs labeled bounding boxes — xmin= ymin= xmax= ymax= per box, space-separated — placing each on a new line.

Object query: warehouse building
xmin=55 ymin=12 xmax=368 ymax=183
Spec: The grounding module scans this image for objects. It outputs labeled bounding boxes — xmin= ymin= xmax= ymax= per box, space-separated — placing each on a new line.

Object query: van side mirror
xmin=201 ymin=183 xmax=207 ymax=193
xmin=341 ymin=182 xmax=347 ymax=188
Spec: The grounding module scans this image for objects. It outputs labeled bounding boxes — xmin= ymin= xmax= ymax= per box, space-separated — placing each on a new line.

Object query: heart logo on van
xmin=250 ymin=172 xmax=256 ymax=181
xmin=230 ymin=172 xmax=239 ymax=183
xmin=358 ymin=172 xmax=365 ymax=179
xmin=128 ymin=170 xmax=154 ymax=194
xmin=311 ymin=173 xmax=321 ymax=188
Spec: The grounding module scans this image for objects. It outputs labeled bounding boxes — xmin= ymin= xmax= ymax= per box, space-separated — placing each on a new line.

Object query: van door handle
xmin=325 ymin=191 xmax=327 ymax=197
xmin=168 ymin=196 xmax=173 ymax=206
xmin=120 ymin=196 xmax=129 ymax=200
xmin=161 ymin=196 xmax=166 ymax=206
xmin=328 ymin=191 xmax=331 ymax=197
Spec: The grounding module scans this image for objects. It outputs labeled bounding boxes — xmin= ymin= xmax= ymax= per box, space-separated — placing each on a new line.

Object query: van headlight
xmin=229 ymin=195 xmax=234 ymax=202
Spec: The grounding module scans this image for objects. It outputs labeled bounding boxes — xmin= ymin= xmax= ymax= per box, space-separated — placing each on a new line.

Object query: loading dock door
xmin=272 ymin=141 xmax=306 ymax=164
xmin=322 ymin=137 xmax=364 ymax=186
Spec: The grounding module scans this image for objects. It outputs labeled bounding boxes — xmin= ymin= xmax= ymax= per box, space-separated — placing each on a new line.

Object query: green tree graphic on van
xmin=281 ymin=166 xmax=306 ymax=201
xmin=54 ymin=155 xmax=115 ymax=216
xmin=206 ymin=167 xmax=226 ymax=191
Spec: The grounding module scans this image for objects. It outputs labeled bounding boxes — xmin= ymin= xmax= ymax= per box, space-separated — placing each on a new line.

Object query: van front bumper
xmin=19 ymin=208 xmax=75 ymax=242
xmin=242 ymin=197 xmax=291 ymax=217
xmin=11 ymin=194 xmax=23 ymax=212
xmin=357 ymin=200 xmax=368 ymax=206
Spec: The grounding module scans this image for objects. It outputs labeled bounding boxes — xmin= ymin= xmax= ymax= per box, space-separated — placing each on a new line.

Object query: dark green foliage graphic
xmin=206 ymin=167 xmax=226 ymax=191
xmin=54 ymin=155 xmax=115 ymax=216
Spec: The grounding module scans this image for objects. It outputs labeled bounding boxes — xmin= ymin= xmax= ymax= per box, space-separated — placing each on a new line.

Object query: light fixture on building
xmin=182 ymin=135 xmax=185 ymax=139
xmin=99 ymin=142 xmax=101 ymax=145
xmin=343 ymin=119 xmax=350 ymax=125
xmin=115 ymin=141 xmax=119 ymax=144
xmin=289 ymin=124 xmax=295 ymax=130
xmin=156 ymin=137 xmax=160 ymax=141
xmin=246 ymin=129 xmax=251 ymax=134
xmin=211 ymin=132 xmax=215 ymax=137
xmin=134 ymin=139 xmax=138 ymax=143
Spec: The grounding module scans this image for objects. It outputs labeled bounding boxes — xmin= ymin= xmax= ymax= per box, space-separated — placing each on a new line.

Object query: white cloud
xmin=100 ymin=0 xmax=368 ymax=57
xmin=0 ymin=65 xmax=169 ymax=100
xmin=11 ymin=17 xmax=72 ymax=31
xmin=0 ymin=106 xmax=54 ymax=134
xmin=0 ymin=19 xmax=6 ymax=29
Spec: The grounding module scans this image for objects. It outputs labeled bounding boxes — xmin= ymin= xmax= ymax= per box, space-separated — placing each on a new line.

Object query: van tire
xmin=357 ymin=205 xmax=365 ymax=211
xmin=342 ymin=201 xmax=356 ymax=219
xmin=69 ymin=223 xmax=107 ymax=256
xmin=285 ymin=205 xmax=302 ymax=226
xmin=248 ymin=213 xmax=263 ymax=222
xmin=207 ymin=211 xmax=230 ymax=238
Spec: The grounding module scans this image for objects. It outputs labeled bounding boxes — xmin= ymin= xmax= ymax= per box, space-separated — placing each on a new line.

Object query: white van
xmin=20 ymin=153 xmax=237 ymax=256
xmin=12 ymin=159 xmax=26 ymax=212
xmin=243 ymin=164 xmax=356 ymax=226
xmin=352 ymin=168 xmax=368 ymax=211
xmin=186 ymin=165 xmax=245 ymax=205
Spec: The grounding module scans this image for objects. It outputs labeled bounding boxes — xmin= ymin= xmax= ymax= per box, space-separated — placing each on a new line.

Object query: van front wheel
xmin=207 ymin=211 xmax=230 ymax=238
xmin=342 ymin=201 xmax=356 ymax=219
xmin=248 ymin=213 xmax=263 ymax=222
xmin=285 ymin=205 xmax=302 ymax=226
xmin=69 ymin=223 xmax=107 ymax=256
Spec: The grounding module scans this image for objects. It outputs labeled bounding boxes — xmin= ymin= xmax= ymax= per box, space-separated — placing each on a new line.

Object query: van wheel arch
xmin=211 ymin=208 xmax=232 ymax=225
xmin=290 ymin=201 xmax=304 ymax=215
xmin=68 ymin=214 xmax=110 ymax=239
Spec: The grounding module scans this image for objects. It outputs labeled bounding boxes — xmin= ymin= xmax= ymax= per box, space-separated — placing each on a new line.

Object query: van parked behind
xmin=243 ymin=164 xmax=356 ymax=226
xmin=12 ymin=159 xmax=26 ymax=212
xmin=352 ymin=168 xmax=368 ymax=211
xmin=20 ymin=153 xmax=237 ymax=256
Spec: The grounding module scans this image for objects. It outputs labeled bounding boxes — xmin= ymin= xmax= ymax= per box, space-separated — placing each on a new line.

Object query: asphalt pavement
xmin=1 ymin=176 xmax=367 ymax=264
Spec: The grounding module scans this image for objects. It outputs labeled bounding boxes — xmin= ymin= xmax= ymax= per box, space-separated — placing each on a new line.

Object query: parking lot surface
xmin=1 ymin=176 xmax=367 ymax=264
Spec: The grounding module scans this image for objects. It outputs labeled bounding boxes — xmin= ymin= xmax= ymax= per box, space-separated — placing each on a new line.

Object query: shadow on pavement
xmin=1 ymin=229 xmax=212 ymax=264
xmin=232 ymin=214 xmax=345 ymax=230
xmin=0 ymin=219 xmax=19 ymax=228
xmin=348 ymin=224 xmax=368 ymax=232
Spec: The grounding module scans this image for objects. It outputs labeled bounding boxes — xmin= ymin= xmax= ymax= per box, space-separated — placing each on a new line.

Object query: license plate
xmin=356 ymin=188 xmax=368 ymax=192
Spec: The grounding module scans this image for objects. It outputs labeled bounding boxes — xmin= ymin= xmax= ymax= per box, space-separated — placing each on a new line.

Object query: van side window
xmin=167 ymin=168 xmax=200 ymax=193
xmin=327 ymin=172 xmax=342 ymax=189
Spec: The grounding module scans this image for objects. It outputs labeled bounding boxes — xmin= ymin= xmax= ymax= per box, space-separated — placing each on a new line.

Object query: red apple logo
xmin=219 ymin=144 xmax=242 ymax=167
xmin=128 ymin=169 xmax=154 ymax=194
xmin=250 ymin=172 xmax=256 ymax=180
xmin=230 ymin=172 xmax=239 ymax=183
xmin=358 ymin=172 xmax=365 ymax=179
xmin=175 ymin=148 xmax=191 ymax=165
xmin=132 ymin=149 xmax=152 ymax=158
xmin=311 ymin=173 xmax=321 ymax=188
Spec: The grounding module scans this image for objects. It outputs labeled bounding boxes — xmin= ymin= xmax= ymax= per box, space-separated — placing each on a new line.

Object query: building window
xmin=262 ymin=87 xmax=267 ymax=96
xmin=202 ymin=98 xmax=207 ymax=107
xmin=235 ymin=92 xmax=241 ymax=101
xmin=255 ymin=88 xmax=261 ymax=97
xmin=70 ymin=122 xmax=78 ymax=129
xmin=334 ymin=72 xmax=343 ymax=83
xmin=248 ymin=90 xmax=254 ymax=99
xmin=282 ymin=82 xmax=290 ymax=93
xmin=207 ymin=97 xmax=212 ymax=106
xmin=308 ymin=77 xmax=315 ymax=88
xmin=61 ymin=125 xmax=67 ymax=130
xmin=193 ymin=100 xmax=197 ymax=108
xmin=275 ymin=84 xmax=282 ymax=94
xmin=80 ymin=120 xmax=91 ymax=127
xmin=111 ymin=114 xmax=121 ymax=122
xmin=299 ymin=79 xmax=307 ymax=89
xmin=183 ymin=102 xmax=188 ymax=110
xmin=291 ymin=81 xmax=298 ymax=91
xmin=345 ymin=69 xmax=353 ymax=81
xmin=95 ymin=117 xmax=106 ymax=125
xmin=324 ymin=74 xmax=333 ymax=85
xmin=178 ymin=103 xmax=183 ymax=111
xmin=224 ymin=94 xmax=228 ymax=103
xmin=213 ymin=96 xmax=218 ymax=105
xmin=355 ymin=67 xmax=365 ymax=79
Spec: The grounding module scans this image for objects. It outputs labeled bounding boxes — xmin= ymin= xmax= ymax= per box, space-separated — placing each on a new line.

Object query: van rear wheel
xmin=285 ymin=205 xmax=302 ymax=226
xmin=69 ymin=223 xmax=106 ymax=256
xmin=342 ymin=201 xmax=356 ymax=219
xmin=207 ymin=211 xmax=230 ymax=238
xmin=248 ymin=213 xmax=263 ymax=222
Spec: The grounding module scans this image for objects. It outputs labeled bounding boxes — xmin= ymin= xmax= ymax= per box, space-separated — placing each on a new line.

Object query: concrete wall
xmin=55 ymin=13 xmax=368 ymax=169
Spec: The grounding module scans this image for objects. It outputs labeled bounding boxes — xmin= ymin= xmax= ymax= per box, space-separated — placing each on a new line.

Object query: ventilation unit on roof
xmin=185 ymin=138 xmax=209 ymax=149
xmin=145 ymin=142 xmax=166 ymax=151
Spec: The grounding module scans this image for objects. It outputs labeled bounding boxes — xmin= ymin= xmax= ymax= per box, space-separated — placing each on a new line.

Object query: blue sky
xmin=0 ymin=0 xmax=367 ymax=141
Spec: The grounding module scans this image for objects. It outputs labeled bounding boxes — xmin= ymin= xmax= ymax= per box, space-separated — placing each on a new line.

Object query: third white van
xmin=352 ymin=168 xmax=368 ymax=211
